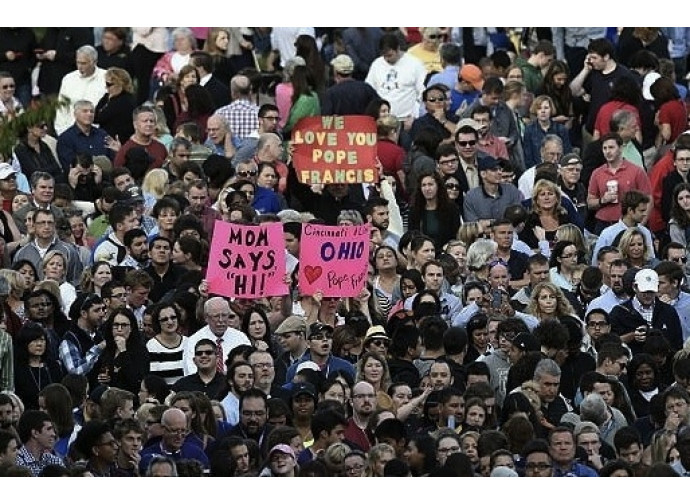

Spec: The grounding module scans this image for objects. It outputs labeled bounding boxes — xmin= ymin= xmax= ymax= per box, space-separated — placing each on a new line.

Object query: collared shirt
xmin=56 ymin=123 xmax=111 ymax=170
xmin=459 ymin=157 xmax=479 ymax=189
xmin=15 ymin=445 xmax=65 ymax=476
xmin=632 ymin=297 xmax=654 ymax=325
xmin=586 ymin=290 xmax=628 ymax=316
xmin=183 ymin=325 xmax=251 ymax=376
xmin=667 ymin=291 xmax=690 ymax=343
xmin=552 ymin=461 xmax=598 ymax=477
xmin=215 ymin=98 xmax=259 ymax=140
xmin=463 ymin=182 xmax=523 ymax=223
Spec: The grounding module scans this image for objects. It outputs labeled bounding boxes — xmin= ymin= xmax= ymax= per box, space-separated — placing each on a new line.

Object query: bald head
xmin=161 ymin=407 xmax=186 ymax=427
xmin=231 ymin=75 xmax=252 ymax=98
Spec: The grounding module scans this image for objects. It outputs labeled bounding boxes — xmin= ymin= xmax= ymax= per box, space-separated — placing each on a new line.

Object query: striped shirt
xmin=147 ymin=336 xmax=187 ymax=385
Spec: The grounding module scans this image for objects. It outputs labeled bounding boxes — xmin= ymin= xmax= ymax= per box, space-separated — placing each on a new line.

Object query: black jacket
xmin=609 ymin=298 xmax=684 ymax=355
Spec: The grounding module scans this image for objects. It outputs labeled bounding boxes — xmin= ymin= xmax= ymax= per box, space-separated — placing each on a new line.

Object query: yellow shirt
xmin=407 ymin=44 xmax=442 ymax=74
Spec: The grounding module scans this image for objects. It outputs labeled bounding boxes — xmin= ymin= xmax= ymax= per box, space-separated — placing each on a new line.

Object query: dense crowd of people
xmin=1 ymin=26 xmax=690 ymax=478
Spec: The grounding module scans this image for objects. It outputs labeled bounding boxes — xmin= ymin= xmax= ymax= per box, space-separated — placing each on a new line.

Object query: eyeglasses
xmin=237 ymin=171 xmax=257 ymax=178
xmin=98 ymin=439 xmax=119 ymax=447
xmin=112 ymin=322 xmax=131 ymax=329
xmin=195 ymin=350 xmax=215 ymax=356
xmin=487 ymin=258 xmax=508 ymax=269
xmin=457 ymin=140 xmax=476 ymax=147
xmin=2 ymin=84 xmax=16 ymax=90
xmin=445 ymin=183 xmax=460 ymax=190
xmin=159 ymin=316 xmax=178 ymax=323
xmin=105 ymin=82 xmax=114 ymax=87
xmin=253 ymin=362 xmax=274 ymax=369
xmin=110 ymin=292 xmax=128 ymax=299
xmin=163 ymin=426 xmax=188 ymax=436
xmin=209 ymin=313 xmax=231 ymax=320
xmin=671 ymin=256 xmax=688 ymax=264
xmin=426 ymin=96 xmax=446 ymax=103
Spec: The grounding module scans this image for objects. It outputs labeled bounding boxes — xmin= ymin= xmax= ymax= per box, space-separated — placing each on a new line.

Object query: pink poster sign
xmin=206 ymin=221 xmax=287 ymax=299
xmin=298 ymin=223 xmax=370 ymax=297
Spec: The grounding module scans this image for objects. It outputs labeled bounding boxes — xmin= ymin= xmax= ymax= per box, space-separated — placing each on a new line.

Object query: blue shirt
xmin=139 ymin=439 xmax=209 ymax=474
xmin=553 ymin=462 xmax=598 ymax=477
xmin=56 ymin=124 xmax=112 ymax=170
xmin=285 ymin=352 xmax=355 ymax=384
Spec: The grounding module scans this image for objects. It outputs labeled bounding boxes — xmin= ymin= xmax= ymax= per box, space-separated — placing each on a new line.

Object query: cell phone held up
xmin=491 ymin=289 xmax=503 ymax=309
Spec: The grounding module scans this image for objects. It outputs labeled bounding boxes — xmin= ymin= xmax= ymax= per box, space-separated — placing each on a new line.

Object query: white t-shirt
xmin=366 ymin=53 xmax=426 ymax=119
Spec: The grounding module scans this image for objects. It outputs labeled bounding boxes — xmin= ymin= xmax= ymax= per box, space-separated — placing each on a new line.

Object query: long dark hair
xmin=409 ymin=169 xmax=455 ymax=230
xmin=295 ymin=34 xmax=325 ymax=93
xmin=240 ymin=305 xmax=275 ymax=356
xmin=14 ymin=322 xmax=49 ymax=365
xmin=542 ymin=60 xmax=572 ymax=117
xmin=290 ymin=65 xmax=314 ymax=106
xmin=102 ymin=307 xmax=144 ymax=354
xmin=670 ymin=182 xmax=690 ymax=228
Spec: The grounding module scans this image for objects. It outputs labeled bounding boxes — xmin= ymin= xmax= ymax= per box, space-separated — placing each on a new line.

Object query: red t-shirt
xmin=658 ymin=99 xmax=688 ymax=144
xmin=588 ymin=159 xmax=652 ymax=222
xmin=113 ymin=138 xmax=168 ymax=169
xmin=648 ymin=150 xmax=675 ymax=232
xmin=594 ymin=101 xmax=640 ymax=136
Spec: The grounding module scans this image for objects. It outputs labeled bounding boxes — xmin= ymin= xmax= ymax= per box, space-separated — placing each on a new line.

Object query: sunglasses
xmin=2 ymin=84 xmax=16 ymax=90
xmin=426 ymin=97 xmax=446 ymax=103
xmin=445 ymin=183 xmax=460 ymax=190
xmin=237 ymin=171 xmax=257 ymax=177
xmin=159 ymin=316 xmax=178 ymax=323
xmin=457 ymin=140 xmax=476 ymax=147
xmin=195 ymin=350 xmax=215 ymax=356
xmin=370 ymin=339 xmax=389 ymax=347
xmin=427 ymin=34 xmax=440 ymax=40
xmin=672 ymin=256 xmax=688 ymax=264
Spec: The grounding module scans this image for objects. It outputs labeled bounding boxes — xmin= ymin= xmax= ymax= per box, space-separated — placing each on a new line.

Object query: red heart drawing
xmin=304 ymin=265 xmax=323 ymax=284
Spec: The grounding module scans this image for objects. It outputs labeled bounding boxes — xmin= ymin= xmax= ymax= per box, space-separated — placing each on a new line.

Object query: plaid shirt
xmin=59 ymin=335 xmax=104 ymax=376
xmin=215 ymin=99 xmax=259 ymax=140
xmin=0 ymin=329 xmax=13 ymax=391
xmin=16 ymin=446 xmax=65 ymax=476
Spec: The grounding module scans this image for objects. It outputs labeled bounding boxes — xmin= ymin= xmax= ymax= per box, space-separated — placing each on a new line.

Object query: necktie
xmin=215 ymin=337 xmax=225 ymax=374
